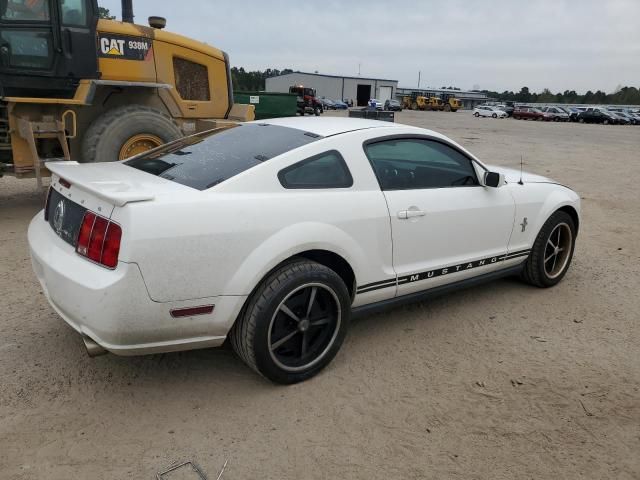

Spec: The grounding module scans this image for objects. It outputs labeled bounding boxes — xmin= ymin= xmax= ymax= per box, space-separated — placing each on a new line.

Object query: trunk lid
xmin=46 ymin=161 xmax=191 ymax=207
xmin=44 ymin=161 xmax=194 ymax=250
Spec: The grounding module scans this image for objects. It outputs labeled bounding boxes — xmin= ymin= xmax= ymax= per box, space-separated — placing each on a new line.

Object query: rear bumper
xmin=28 ymin=212 xmax=247 ymax=356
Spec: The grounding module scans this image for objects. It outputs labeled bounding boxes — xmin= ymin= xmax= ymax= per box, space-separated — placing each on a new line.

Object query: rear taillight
xmin=76 ymin=211 xmax=122 ymax=269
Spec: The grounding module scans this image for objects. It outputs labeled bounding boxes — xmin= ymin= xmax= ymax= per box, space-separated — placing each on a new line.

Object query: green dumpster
xmin=233 ymin=91 xmax=297 ymax=120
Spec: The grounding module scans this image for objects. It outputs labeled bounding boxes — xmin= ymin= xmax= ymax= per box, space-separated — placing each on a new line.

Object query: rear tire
xmin=81 ymin=105 xmax=182 ymax=163
xmin=521 ymin=211 xmax=576 ymax=288
xmin=492 ymin=113 xmax=497 ymax=118
xmin=474 ymin=112 xmax=480 ymax=117
xmin=230 ymin=260 xmax=351 ymax=384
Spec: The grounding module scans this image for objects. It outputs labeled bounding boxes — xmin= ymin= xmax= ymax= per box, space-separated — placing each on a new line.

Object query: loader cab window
xmin=60 ymin=0 xmax=87 ymax=26
xmin=0 ymin=0 xmax=53 ymax=70
xmin=0 ymin=30 xmax=52 ymax=69
xmin=173 ymin=57 xmax=211 ymax=101
xmin=1 ymin=0 xmax=51 ymax=21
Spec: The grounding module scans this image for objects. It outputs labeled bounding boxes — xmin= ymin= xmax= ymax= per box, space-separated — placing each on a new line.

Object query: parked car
xmin=333 ymin=100 xmax=348 ymax=110
xmin=473 ymin=106 xmax=507 ymax=118
xmin=608 ymin=108 xmax=639 ymax=124
xmin=320 ymin=98 xmax=335 ymax=110
xmin=368 ymin=99 xmax=383 ymax=110
xmin=627 ymin=111 xmax=640 ymax=124
xmin=29 ymin=117 xmax=580 ymax=384
xmin=540 ymin=106 xmax=570 ymax=122
xmin=610 ymin=111 xmax=634 ymax=125
xmin=577 ymin=108 xmax=618 ymax=125
xmin=513 ymin=106 xmax=544 ymax=120
xmin=568 ymin=107 xmax=588 ymax=122
xmin=495 ymin=102 xmax=515 ymax=117
xmin=384 ymin=99 xmax=403 ymax=111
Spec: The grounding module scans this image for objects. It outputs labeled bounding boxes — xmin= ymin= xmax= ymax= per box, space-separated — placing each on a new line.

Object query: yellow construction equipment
xmin=402 ymin=93 xmax=445 ymax=111
xmin=440 ymin=93 xmax=463 ymax=112
xmin=0 ymin=0 xmax=254 ymax=186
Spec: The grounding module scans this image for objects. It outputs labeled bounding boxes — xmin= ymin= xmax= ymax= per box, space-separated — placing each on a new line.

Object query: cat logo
xmin=97 ymin=33 xmax=152 ymax=61
xmin=100 ymin=37 xmax=125 ymax=56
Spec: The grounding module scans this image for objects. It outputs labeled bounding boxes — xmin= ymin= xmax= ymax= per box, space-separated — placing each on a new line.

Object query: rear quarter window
xmin=125 ymin=124 xmax=319 ymax=190
xmin=278 ymin=150 xmax=353 ymax=189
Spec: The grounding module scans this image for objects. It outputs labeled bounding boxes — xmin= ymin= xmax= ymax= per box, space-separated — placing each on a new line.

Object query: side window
xmin=0 ymin=30 xmax=52 ymax=69
xmin=278 ymin=150 xmax=353 ymax=189
xmin=173 ymin=57 xmax=210 ymax=101
xmin=61 ymin=0 xmax=87 ymax=26
xmin=364 ymin=139 xmax=479 ymax=190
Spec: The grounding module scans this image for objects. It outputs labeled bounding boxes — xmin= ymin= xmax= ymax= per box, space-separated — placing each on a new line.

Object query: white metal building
xmin=265 ymin=71 xmax=398 ymax=107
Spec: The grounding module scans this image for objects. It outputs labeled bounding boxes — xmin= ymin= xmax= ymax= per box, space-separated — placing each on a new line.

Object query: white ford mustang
xmin=29 ymin=117 xmax=580 ymax=383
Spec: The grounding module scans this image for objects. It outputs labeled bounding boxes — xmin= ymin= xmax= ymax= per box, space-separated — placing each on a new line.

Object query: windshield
xmin=1 ymin=0 xmax=50 ymax=21
xmin=125 ymin=124 xmax=320 ymax=190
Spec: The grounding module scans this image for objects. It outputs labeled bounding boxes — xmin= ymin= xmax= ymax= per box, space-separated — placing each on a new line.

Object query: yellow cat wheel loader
xmin=440 ymin=93 xmax=462 ymax=112
xmin=0 ymin=0 xmax=254 ymax=186
xmin=402 ymin=93 xmax=445 ymax=111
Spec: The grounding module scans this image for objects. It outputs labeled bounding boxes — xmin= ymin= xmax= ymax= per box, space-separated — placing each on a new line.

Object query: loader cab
xmin=0 ymin=0 xmax=99 ymax=98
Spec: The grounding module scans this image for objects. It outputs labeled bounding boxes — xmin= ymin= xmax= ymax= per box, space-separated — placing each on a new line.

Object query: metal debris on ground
xmin=156 ymin=461 xmax=208 ymax=480
xmin=216 ymin=460 xmax=228 ymax=480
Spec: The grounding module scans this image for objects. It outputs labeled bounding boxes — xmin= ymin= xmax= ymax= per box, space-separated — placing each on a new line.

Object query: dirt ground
xmin=1 ymin=111 xmax=639 ymax=479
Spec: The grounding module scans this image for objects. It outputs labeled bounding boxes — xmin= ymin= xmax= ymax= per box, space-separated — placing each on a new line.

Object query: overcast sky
xmin=99 ymin=0 xmax=640 ymax=93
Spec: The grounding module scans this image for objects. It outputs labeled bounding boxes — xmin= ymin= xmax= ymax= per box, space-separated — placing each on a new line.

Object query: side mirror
xmin=484 ymin=171 xmax=505 ymax=188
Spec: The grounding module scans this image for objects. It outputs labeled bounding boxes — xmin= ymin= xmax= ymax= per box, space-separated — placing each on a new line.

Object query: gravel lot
xmin=1 ymin=110 xmax=639 ymax=479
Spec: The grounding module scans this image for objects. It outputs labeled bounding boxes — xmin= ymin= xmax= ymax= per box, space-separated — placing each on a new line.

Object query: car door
xmin=364 ymin=137 xmax=516 ymax=297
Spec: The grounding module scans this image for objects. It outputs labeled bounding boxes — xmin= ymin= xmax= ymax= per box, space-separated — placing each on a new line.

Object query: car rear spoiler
xmin=46 ymin=161 xmax=155 ymax=207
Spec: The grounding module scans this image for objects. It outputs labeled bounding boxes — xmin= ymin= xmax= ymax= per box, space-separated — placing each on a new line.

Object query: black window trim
xmin=278 ymin=149 xmax=354 ymax=190
xmin=362 ymin=134 xmax=486 ymax=192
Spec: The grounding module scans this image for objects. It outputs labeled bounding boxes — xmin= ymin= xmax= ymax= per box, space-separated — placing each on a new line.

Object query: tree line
xmin=481 ymin=86 xmax=640 ymax=105
xmin=231 ymin=68 xmax=294 ymax=92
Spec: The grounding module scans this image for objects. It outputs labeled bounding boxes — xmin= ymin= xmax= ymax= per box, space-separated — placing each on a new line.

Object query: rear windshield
xmin=125 ymin=124 xmax=319 ymax=190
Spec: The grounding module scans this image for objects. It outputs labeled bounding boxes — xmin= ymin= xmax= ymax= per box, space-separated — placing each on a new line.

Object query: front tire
xmin=474 ymin=112 xmax=480 ymax=117
xmin=81 ymin=105 xmax=182 ymax=163
xmin=231 ymin=260 xmax=351 ymax=384
xmin=492 ymin=113 xmax=497 ymax=118
xmin=521 ymin=211 xmax=576 ymax=288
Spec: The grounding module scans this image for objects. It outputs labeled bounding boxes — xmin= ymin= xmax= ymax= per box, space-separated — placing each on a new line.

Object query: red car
xmin=513 ymin=106 xmax=544 ymax=120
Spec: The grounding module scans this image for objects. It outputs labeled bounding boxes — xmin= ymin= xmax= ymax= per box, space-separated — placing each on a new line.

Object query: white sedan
xmin=473 ymin=106 xmax=508 ymax=118
xmin=29 ymin=117 xmax=580 ymax=383
xmin=368 ymin=99 xmax=384 ymax=110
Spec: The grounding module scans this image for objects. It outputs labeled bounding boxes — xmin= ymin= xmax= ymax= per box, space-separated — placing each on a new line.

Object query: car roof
xmin=254 ymin=116 xmax=404 ymax=137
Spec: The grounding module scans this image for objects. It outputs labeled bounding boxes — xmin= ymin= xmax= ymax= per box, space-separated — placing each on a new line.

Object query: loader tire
xmin=80 ymin=105 xmax=183 ymax=163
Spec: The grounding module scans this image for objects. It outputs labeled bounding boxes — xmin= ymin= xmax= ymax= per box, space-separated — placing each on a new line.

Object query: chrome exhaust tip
xmin=82 ymin=335 xmax=108 ymax=357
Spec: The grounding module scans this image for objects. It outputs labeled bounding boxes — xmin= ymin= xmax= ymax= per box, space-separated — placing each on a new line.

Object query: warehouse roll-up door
xmin=379 ymin=86 xmax=392 ymax=104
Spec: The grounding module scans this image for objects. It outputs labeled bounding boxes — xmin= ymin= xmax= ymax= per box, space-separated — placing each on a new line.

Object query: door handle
xmin=398 ymin=209 xmax=426 ymax=219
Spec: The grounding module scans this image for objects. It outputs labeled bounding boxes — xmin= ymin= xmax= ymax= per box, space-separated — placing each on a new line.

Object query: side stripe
xmin=356 ymin=249 xmax=530 ymax=294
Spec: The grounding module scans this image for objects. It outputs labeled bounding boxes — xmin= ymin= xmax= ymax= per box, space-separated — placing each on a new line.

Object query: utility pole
xmin=358 ymin=63 xmax=361 ymax=76
xmin=418 ymin=71 xmax=421 ymax=89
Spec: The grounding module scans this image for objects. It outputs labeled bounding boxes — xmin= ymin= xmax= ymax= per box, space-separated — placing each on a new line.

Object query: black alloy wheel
xmin=231 ymin=260 xmax=351 ymax=384
xmin=268 ymin=283 xmax=340 ymax=372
